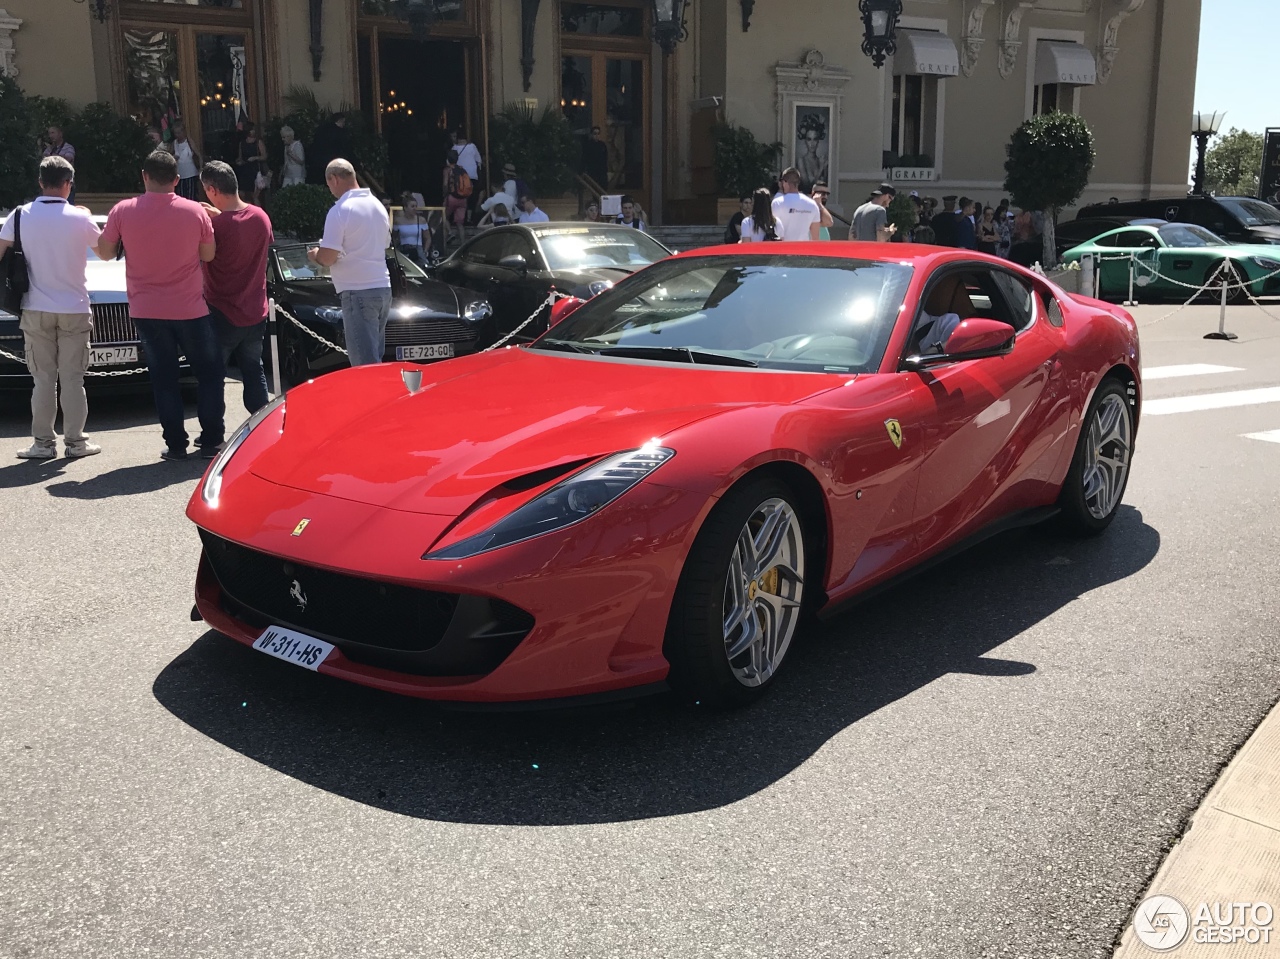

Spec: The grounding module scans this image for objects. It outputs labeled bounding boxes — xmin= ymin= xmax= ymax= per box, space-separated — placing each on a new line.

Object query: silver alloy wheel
xmin=1081 ymin=393 xmax=1132 ymax=520
xmin=722 ymin=497 xmax=805 ymax=687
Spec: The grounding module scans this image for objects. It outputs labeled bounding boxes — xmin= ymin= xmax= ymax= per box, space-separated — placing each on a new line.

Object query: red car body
xmin=187 ymin=243 xmax=1141 ymax=704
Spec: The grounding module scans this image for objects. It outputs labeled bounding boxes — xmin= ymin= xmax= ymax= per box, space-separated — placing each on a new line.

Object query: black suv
xmin=1076 ymin=195 xmax=1280 ymax=246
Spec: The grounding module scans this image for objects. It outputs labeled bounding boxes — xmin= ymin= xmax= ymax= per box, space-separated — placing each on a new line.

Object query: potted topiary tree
xmin=713 ymin=122 xmax=783 ymax=223
xmin=1003 ymin=112 xmax=1095 ymax=268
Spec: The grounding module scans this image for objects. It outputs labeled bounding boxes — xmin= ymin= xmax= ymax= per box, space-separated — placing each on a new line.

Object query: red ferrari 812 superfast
xmin=187 ymin=242 xmax=1141 ymax=707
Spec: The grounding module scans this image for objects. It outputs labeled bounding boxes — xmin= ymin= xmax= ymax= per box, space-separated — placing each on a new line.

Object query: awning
xmin=893 ymin=30 xmax=960 ymax=77
xmin=1035 ymin=41 xmax=1098 ymax=86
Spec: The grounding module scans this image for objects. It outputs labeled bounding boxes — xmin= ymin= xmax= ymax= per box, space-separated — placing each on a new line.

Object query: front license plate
xmin=395 ymin=343 xmax=455 ymax=361
xmin=89 ymin=345 xmax=138 ymax=366
xmin=253 ymin=625 xmax=335 ymax=671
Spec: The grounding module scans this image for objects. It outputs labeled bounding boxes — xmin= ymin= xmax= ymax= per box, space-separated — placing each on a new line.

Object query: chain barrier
xmin=1137 ymin=262 xmax=1228 ymax=327
xmin=0 ymin=342 xmax=149 ymax=376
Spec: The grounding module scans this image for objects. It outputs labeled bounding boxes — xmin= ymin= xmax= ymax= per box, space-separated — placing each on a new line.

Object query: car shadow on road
xmin=153 ymin=506 xmax=1159 ymax=825
xmin=46 ymin=459 xmax=208 ymax=499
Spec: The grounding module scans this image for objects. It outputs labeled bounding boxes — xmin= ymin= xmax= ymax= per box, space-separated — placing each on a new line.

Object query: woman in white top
xmin=739 ymin=187 xmax=784 ymax=242
xmin=170 ymin=122 xmax=202 ymax=201
xmin=280 ymin=125 xmax=307 ymax=188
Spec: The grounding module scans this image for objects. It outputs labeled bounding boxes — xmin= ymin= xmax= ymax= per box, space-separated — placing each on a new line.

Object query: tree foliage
xmin=264 ymin=86 xmax=387 ymax=191
xmin=489 ymin=102 xmax=577 ymax=198
xmin=1004 ymin=112 xmax=1096 ymax=266
xmin=1205 ymin=128 xmax=1263 ymax=197
xmin=712 ymin=123 xmax=783 ymax=198
xmin=0 ymin=75 xmax=37 ymax=209
xmin=268 ymin=183 xmax=336 ymax=240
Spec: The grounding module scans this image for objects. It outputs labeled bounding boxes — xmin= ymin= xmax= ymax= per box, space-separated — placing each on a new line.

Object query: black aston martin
xmin=270 ymin=243 xmax=493 ymax=387
xmin=429 ymin=223 xmax=672 ymax=346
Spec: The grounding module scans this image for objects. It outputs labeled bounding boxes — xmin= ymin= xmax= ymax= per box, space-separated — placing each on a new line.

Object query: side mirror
xmin=498 ymin=254 xmax=528 ymax=273
xmin=549 ymin=296 xmax=585 ymax=328
xmin=902 ymin=318 xmax=1014 ymax=371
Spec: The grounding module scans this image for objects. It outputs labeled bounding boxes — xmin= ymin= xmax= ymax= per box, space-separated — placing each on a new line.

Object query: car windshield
xmin=1158 ymin=224 xmax=1227 ymax=247
xmin=273 ymin=245 xmax=422 ymax=279
xmin=1217 ymin=197 xmax=1280 ymax=227
xmin=533 ymin=254 xmax=914 ymax=374
xmin=533 ymin=227 xmax=670 ymax=272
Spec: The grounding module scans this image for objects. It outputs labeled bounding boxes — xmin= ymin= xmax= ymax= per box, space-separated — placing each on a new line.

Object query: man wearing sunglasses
xmin=811 ymin=182 xmax=836 ymax=240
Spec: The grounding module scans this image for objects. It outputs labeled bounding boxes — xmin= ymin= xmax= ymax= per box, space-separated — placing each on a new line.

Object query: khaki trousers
xmin=21 ymin=309 xmax=92 ymax=447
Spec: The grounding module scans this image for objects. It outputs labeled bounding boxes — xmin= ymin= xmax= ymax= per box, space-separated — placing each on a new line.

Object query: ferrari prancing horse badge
xmin=885 ymin=419 xmax=903 ymax=449
xmin=291 ymin=518 xmax=311 ymax=536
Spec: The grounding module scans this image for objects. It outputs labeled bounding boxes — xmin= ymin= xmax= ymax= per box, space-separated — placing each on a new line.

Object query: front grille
xmin=384 ymin=316 xmax=477 ymax=346
xmin=200 ymin=530 xmax=534 ymax=676
xmin=91 ymin=302 xmax=137 ymax=344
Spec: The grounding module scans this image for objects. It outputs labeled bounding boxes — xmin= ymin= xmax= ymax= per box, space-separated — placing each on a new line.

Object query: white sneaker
xmin=17 ymin=443 xmax=57 ymax=460
xmin=66 ymin=442 xmax=102 ymax=458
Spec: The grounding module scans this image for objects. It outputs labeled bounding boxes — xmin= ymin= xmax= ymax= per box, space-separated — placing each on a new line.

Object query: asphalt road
xmin=2 ymin=302 xmax=1279 ymax=959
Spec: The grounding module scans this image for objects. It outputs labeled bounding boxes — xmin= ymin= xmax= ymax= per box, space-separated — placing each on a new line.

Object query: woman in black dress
xmin=235 ymin=123 xmax=268 ymax=201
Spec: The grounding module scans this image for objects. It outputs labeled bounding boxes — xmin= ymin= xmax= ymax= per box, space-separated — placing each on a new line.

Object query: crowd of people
xmin=0 ymin=149 xmax=400 ymax=462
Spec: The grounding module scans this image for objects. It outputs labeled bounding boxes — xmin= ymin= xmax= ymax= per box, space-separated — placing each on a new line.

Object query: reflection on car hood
xmin=274 ymin=276 xmax=462 ymax=316
xmin=249 ymin=349 xmax=839 ymax=514
xmin=86 ymin=257 xmax=128 ymax=303
xmin=552 ymin=265 xmax=642 ymax=288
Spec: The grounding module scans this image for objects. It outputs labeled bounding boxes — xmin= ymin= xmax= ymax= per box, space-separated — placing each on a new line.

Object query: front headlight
xmin=305 ymin=305 xmax=344 ymax=325
xmin=1251 ymin=255 xmax=1280 ymax=270
xmin=587 ymin=280 xmax=613 ymax=297
xmin=463 ymin=299 xmax=493 ymax=324
xmin=425 ymin=444 xmax=675 ymax=559
xmin=202 ymin=395 xmax=286 ymax=506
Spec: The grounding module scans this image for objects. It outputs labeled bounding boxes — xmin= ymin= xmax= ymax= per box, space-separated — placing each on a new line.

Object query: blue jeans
xmin=134 ymin=315 xmax=226 ymax=453
xmin=213 ymin=309 xmax=269 ymax=414
xmin=339 ymin=287 xmax=393 ymax=367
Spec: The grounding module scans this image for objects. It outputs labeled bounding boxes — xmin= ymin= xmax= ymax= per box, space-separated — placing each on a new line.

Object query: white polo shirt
xmin=771 ymin=192 xmax=821 ymax=242
xmin=0 ymin=198 xmax=102 ymax=314
xmin=319 ymin=188 xmax=391 ymax=293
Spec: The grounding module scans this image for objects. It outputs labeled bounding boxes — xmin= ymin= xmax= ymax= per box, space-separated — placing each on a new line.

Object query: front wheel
xmin=664 ymin=479 xmax=807 ymax=707
xmin=1057 ymin=379 xmax=1134 ymax=535
xmin=1205 ymin=261 xmax=1247 ymax=305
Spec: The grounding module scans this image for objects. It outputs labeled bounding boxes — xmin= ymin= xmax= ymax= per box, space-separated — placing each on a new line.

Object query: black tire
xmin=1057 ymin=378 xmax=1134 ymax=536
xmin=664 ymin=478 xmax=809 ymax=708
xmin=1205 ymin=261 xmax=1247 ymax=305
xmin=278 ymin=320 xmax=310 ymax=389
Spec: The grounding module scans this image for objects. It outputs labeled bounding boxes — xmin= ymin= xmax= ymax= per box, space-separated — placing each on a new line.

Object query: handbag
xmin=2 ymin=208 xmax=29 ymax=314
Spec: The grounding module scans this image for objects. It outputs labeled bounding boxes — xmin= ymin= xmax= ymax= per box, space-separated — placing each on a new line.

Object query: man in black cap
xmin=850 ymin=182 xmax=897 ymax=242
xmin=931 ymin=194 xmax=958 ymax=246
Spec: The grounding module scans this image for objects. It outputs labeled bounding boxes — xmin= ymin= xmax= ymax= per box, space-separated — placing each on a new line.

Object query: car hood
xmin=250 ymin=349 xmax=841 ymax=515
xmin=274 ymin=276 xmax=463 ymax=316
xmin=552 ymin=264 xmax=644 ymax=290
xmin=86 ymin=257 xmax=127 ymax=303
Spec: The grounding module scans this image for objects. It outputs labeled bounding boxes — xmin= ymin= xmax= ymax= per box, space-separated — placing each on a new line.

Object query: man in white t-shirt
xmin=452 ymin=130 xmax=483 ymax=223
xmin=307 ymin=159 xmax=392 ymax=366
xmin=516 ymin=193 xmax=550 ymax=223
xmin=771 ymin=167 xmax=822 ymax=241
xmin=0 ymin=156 xmax=104 ymax=458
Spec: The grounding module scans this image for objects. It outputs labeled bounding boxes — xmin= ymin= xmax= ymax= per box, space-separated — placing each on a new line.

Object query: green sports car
xmin=1061 ymin=222 xmax=1280 ymax=303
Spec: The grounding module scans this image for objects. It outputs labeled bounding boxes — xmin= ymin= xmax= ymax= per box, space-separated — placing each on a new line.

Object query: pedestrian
xmin=170 ymin=122 xmax=202 ymax=201
xmin=615 ymin=195 xmax=647 ymax=231
xmin=581 ymin=200 xmax=602 ymax=223
xmin=724 ymin=193 xmax=753 ymax=244
xmin=996 ymin=209 xmax=1014 ymax=259
xmin=307 ymin=158 xmax=392 ymax=368
xmin=739 ymin=187 xmax=782 ymax=242
xmin=975 ymin=206 xmax=1000 ymax=254
xmin=476 ymin=202 xmax=511 ymax=229
xmin=581 ymin=125 xmax=609 ymax=190
xmin=308 ymin=113 xmax=350 ymax=184
xmin=851 ymin=183 xmax=897 ymax=242
xmin=451 ymin=129 xmax=482 ymax=222
xmin=40 ymin=125 xmax=78 ymax=206
xmin=280 ymin=125 xmax=306 ymax=188
xmin=954 ymin=197 xmax=977 ymax=249
xmin=442 ymin=149 xmax=471 ymax=246
xmin=502 ymin=162 xmax=531 ymax=207
xmin=0 ymin=156 xmax=103 ymax=459
xmin=516 ymin=193 xmax=549 ymax=223
xmin=931 ymin=195 xmax=958 ymax=246
xmin=236 ymin=123 xmax=268 ymax=202
xmin=812 ymin=182 xmax=835 ymax=239
xmin=96 ymin=149 xmax=225 ymax=461
xmin=200 ymin=160 xmax=273 ymax=415
xmin=480 ymin=178 xmax=518 ymax=223
xmin=771 ymin=167 xmax=822 ymax=242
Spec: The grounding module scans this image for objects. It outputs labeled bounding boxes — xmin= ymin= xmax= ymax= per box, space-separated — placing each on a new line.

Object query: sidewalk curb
xmin=1114 ymin=694 xmax=1280 ymax=957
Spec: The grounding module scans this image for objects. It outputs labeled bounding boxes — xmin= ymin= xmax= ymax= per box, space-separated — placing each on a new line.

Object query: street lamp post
xmin=858 ymin=0 xmax=902 ymax=68
xmin=1190 ymin=109 xmax=1226 ymax=196
xmin=650 ymin=0 xmax=690 ymax=54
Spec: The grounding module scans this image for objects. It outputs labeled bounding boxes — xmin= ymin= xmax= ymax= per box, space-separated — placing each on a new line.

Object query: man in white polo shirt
xmin=0 ymin=156 xmax=104 ymax=459
xmin=307 ymin=158 xmax=392 ymax=366
xmin=771 ymin=167 xmax=822 ymax=242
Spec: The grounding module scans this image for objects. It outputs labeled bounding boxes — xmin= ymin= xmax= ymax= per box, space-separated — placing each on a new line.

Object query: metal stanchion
xmin=1204 ymin=268 xmax=1238 ymax=341
xmin=268 ymin=297 xmax=285 ymax=393
xmin=1125 ymin=255 xmax=1137 ymax=306
xmin=1081 ymin=254 xmax=1095 ymax=299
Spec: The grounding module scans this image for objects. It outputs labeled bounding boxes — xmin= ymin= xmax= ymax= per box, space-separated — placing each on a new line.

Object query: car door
xmin=898 ymin=264 xmax=1068 ymax=556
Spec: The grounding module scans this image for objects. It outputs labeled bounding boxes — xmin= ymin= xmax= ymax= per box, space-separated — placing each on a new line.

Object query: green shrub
xmin=489 ymin=102 xmax=577 ymax=197
xmin=269 ymin=183 xmax=335 ymax=240
xmin=886 ymin=193 xmax=918 ymax=240
xmin=0 ymin=75 xmax=37 ymax=209
xmin=1004 ymin=112 xmax=1095 ymax=266
xmin=713 ymin=123 xmax=783 ymax=198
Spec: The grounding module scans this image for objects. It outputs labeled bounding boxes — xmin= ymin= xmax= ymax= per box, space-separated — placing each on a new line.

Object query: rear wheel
xmin=279 ymin=321 xmax=310 ymax=389
xmin=664 ymin=479 xmax=807 ymax=707
xmin=1057 ymin=378 xmax=1134 ymax=535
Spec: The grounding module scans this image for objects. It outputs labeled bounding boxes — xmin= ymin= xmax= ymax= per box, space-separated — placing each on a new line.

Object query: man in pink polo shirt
xmin=98 ymin=150 xmax=225 ymax=461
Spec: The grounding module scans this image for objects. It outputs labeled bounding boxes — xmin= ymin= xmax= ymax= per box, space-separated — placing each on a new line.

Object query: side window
xmin=989 ymin=271 xmax=1036 ymax=332
xmin=1093 ymin=232 xmax=1118 ymax=247
xmin=462 ymin=234 xmax=508 ymax=265
xmin=1185 ymin=202 xmax=1231 ymax=235
xmin=495 ymin=232 xmax=538 ymax=265
xmin=1115 ymin=230 xmax=1160 ymax=249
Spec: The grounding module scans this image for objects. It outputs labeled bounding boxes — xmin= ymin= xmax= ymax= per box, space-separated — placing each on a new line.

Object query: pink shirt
xmin=102 ymin=191 xmax=214 ymax=320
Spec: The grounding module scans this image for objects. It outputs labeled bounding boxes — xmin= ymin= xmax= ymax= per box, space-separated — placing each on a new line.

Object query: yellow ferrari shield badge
xmin=884 ymin=419 xmax=903 ymax=449
xmin=291 ymin=518 xmax=312 ymax=537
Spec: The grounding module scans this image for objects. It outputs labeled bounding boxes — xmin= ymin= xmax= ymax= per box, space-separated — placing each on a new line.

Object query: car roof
xmin=665 ymin=241 xmax=1032 ymax=270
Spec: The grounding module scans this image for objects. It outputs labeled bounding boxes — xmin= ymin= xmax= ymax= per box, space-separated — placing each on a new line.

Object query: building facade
xmin=0 ymin=0 xmax=1199 ymax=221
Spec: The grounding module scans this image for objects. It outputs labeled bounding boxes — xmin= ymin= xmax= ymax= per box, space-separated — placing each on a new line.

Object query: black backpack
xmin=2 ymin=208 xmax=30 ymax=314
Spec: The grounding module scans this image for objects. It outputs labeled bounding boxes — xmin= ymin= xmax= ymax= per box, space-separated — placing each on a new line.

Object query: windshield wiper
xmin=537 ymin=338 xmax=598 ymax=354
xmin=595 ymin=345 xmax=759 ymax=368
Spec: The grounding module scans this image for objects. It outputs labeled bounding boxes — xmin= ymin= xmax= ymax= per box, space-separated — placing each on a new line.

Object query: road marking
xmin=1145 ymin=387 xmax=1280 ymax=416
xmin=1243 ymin=429 xmax=1280 ymax=444
xmin=1142 ymin=364 xmax=1243 ymax=380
